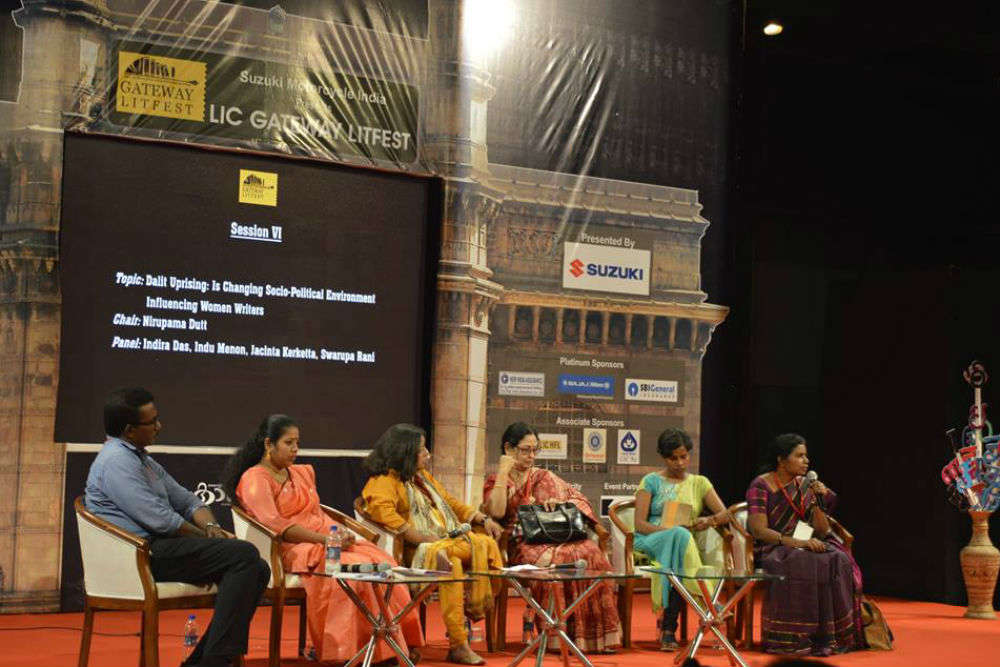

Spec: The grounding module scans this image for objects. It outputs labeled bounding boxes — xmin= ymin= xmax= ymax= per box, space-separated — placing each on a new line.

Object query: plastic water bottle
xmin=522 ymin=608 xmax=536 ymax=643
xmin=183 ymin=614 xmax=198 ymax=655
xmin=325 ymin=525 xmax=342 ymax=574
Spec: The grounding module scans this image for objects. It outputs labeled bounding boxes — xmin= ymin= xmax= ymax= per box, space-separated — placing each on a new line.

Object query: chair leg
xmin=138 ymin=611 xmax=145 ymax=667
xmin=78 ymin=604 xmax=94 ymax=667
xmin=141 ymin=606 xmax=159 ymax=667
xmin=617 ymin=580 xmax=633 ymax=648
xmin=485 ymin=603 xmax=496 ymax=652
xmin=496 ymin=582 xmax=508 ymax=651
xmin=419 ymin=601 xmax=427 ymax=639
xmin=298 ymin=599 xmax=308 ymax=657
xmin=679 ymin=599 xmax=688 ymax=642
xmin=269 ymin=591 xmax=285 ymax=667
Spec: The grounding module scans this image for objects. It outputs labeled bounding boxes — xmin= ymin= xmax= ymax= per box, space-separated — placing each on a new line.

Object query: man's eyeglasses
xmin=132 ymin=416 xmax=160 ymax=427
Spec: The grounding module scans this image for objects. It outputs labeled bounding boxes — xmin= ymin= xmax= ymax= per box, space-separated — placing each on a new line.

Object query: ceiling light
xmin=763 ymin=22 xmax=783 ymax=36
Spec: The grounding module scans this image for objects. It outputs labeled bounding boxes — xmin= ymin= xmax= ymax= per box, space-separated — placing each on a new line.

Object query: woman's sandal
xmin=408 ymin=648 xmax=422 ymax=664
xmin=446 ymin=648 xmax=486 ymax=666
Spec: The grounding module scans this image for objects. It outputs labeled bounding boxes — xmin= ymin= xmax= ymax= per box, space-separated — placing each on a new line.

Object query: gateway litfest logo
xmin=116 ymin=51 xmax=206 ymax=122
xmin=238 ymin=170 xmax=278 ymax=207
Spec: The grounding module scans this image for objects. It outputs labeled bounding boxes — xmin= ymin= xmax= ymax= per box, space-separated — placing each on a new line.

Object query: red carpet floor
xmin=1 ymin=593 xmax=998 ymax=667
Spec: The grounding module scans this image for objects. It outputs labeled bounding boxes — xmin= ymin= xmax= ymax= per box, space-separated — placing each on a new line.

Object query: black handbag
xmin=517 ymin=502 xmax=588 ymax=544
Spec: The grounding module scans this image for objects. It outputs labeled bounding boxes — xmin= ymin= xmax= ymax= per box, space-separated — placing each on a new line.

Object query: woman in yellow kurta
xmin=361 ymin=423 xmax=504 ymax=666
xmin=222 ymin=415 xmax=424 ymax=664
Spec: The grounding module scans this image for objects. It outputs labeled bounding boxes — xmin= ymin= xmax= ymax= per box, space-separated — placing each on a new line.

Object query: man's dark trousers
xmin=149 ymin=536 xmax=270 ymax=666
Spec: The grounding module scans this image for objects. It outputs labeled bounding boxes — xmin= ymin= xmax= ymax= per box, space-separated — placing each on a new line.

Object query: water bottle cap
xmin=188 ymin=614 xmax=195 ymax=619
xmin=331 ymin=525 xmax=338 ymax=531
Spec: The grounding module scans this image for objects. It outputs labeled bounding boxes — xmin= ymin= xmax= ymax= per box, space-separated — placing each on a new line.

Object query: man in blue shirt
xmin=86 ymin=387 xmax=269 ymax=667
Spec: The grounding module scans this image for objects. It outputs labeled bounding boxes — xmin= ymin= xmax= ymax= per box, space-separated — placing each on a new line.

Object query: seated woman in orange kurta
xmin=222 ymin=414 xmax=423 ymax=664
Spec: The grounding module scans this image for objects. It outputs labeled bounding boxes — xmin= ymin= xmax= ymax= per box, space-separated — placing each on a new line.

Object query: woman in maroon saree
xmin=746 ymin=433 xmax=864 ymax=656
xmin=483 ymin=422 xmax=621 ymax=653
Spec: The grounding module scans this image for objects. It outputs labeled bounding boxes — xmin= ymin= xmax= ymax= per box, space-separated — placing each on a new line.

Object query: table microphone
xmin=339 ymin=562 xmax=392 ymax=573
xmin=339 ymin=563 xmax=375 ymax=573
xmin=552 ymin=559 xmax=588 ymax=570
xmin=447 ymin=523 xmax=472 ymax=539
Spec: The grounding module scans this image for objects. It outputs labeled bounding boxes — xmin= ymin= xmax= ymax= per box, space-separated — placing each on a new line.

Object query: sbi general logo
xmin=627 ymin=382 xmax=639 ymax=397
xmin=500 ymin=373 xmax=509 ymax=385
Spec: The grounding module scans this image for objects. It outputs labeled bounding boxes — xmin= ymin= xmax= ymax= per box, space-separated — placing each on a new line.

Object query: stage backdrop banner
xmin=55 ymin=133 xmax=439 ymax=448
xmin=108 ymin=40 xmax=419 ymax=165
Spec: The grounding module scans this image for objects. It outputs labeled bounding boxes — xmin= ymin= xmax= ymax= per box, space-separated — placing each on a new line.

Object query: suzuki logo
xmin=569 ymin=258 xmax=584 ymax=277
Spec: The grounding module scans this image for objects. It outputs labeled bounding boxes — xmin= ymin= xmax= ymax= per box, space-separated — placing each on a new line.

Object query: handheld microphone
xmin=447 ymin=523 xmax=472 ymax=539
xmin=805 ymin=471 xmax=825 ymax=511
xmin=552 ymin=559 xmax=588 ymax=570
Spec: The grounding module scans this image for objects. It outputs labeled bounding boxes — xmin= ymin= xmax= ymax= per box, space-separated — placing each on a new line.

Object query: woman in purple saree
xmin=745 ymin=433 xmax=864 ymax=656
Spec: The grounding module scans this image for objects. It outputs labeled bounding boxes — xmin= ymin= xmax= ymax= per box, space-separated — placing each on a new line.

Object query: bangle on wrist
xmin=205 ymin=522 xmax=219 ymax=529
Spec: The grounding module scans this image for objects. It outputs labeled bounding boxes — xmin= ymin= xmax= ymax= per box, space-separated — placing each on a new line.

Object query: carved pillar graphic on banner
xmin=424 ymin=0 xmax=504 ymax=503
xmin=0 ymin=1 xmax=110 ymax=611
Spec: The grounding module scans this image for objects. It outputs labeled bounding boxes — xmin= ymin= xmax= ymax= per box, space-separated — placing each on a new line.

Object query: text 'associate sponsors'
xmin=498 ymin=371 xmax=545 ymax=397
xmin=625 ymin=378 xmax=678 ymax=403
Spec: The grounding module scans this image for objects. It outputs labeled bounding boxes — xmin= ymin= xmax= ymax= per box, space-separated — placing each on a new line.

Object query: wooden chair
xmin=352 ymin=496 xmax=503 ymax=652
xmin=231 ymin=503 xmax=379 ymax=667
xmin=607 ymin=498 xmax=735 ymax=648
xmin=74 ymin=496 xmax=230 ymax=667
xmin=726 ymin=501 xmax=854 ymax=648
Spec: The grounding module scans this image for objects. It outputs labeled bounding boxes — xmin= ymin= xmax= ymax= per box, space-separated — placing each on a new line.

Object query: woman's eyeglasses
xmin=516 ymin=446 xmax=540 ymax=455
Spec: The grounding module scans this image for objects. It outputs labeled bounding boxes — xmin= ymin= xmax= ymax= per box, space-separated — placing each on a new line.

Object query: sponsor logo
xmin=116 ymin=51 xmax=206 ymax=122
xmin=562 ymin=242 xmax=651 ymax=296
xmin=583 ymin=428 xmax=606 ymax=463
xmin=194 ymin=482 xmax=230 ymax=506
xmin=238 ymin=169 xmax=278 ymax=206
xmin=537 ymin=433 xmax=568 ymax=460
xmin=625 ymin=378 xmax=678 ymax=403
xmin=617 ymin=429 xmax=641 ymax=465
xmin=558 ymin=373 xmax=614 ymax=397
xmin=498 ymin=371 xmax=545 ymax=397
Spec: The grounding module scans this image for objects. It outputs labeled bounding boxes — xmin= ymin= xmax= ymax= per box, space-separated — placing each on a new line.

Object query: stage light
xmin=763 ymin=22 xmax=783 ymax=36
xmin=463 ymin=0 xmax=514 ymax=60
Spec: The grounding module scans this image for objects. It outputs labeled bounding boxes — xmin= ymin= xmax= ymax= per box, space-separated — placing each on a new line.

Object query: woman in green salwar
xmin=634 ymin=428 xmax=730 ymax=650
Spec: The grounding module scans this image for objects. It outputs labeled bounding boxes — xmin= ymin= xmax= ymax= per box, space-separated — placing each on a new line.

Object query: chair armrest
xmin=231 ymin=506 xmax=284 ymax=589
xmin=592 ymin=522 xmax=611 ymax=555
xmin=75 ymin=497 xmax=149 ymax=550
xmin=74 ymin=496 xmax=154 ymax=600
xmin=352 ymin=501 xmax=407 ymax=562
xmin=321 ymin=504 xmax=379 ymax=543
xmin=828 ymin=516 xmax=854 ymax=553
